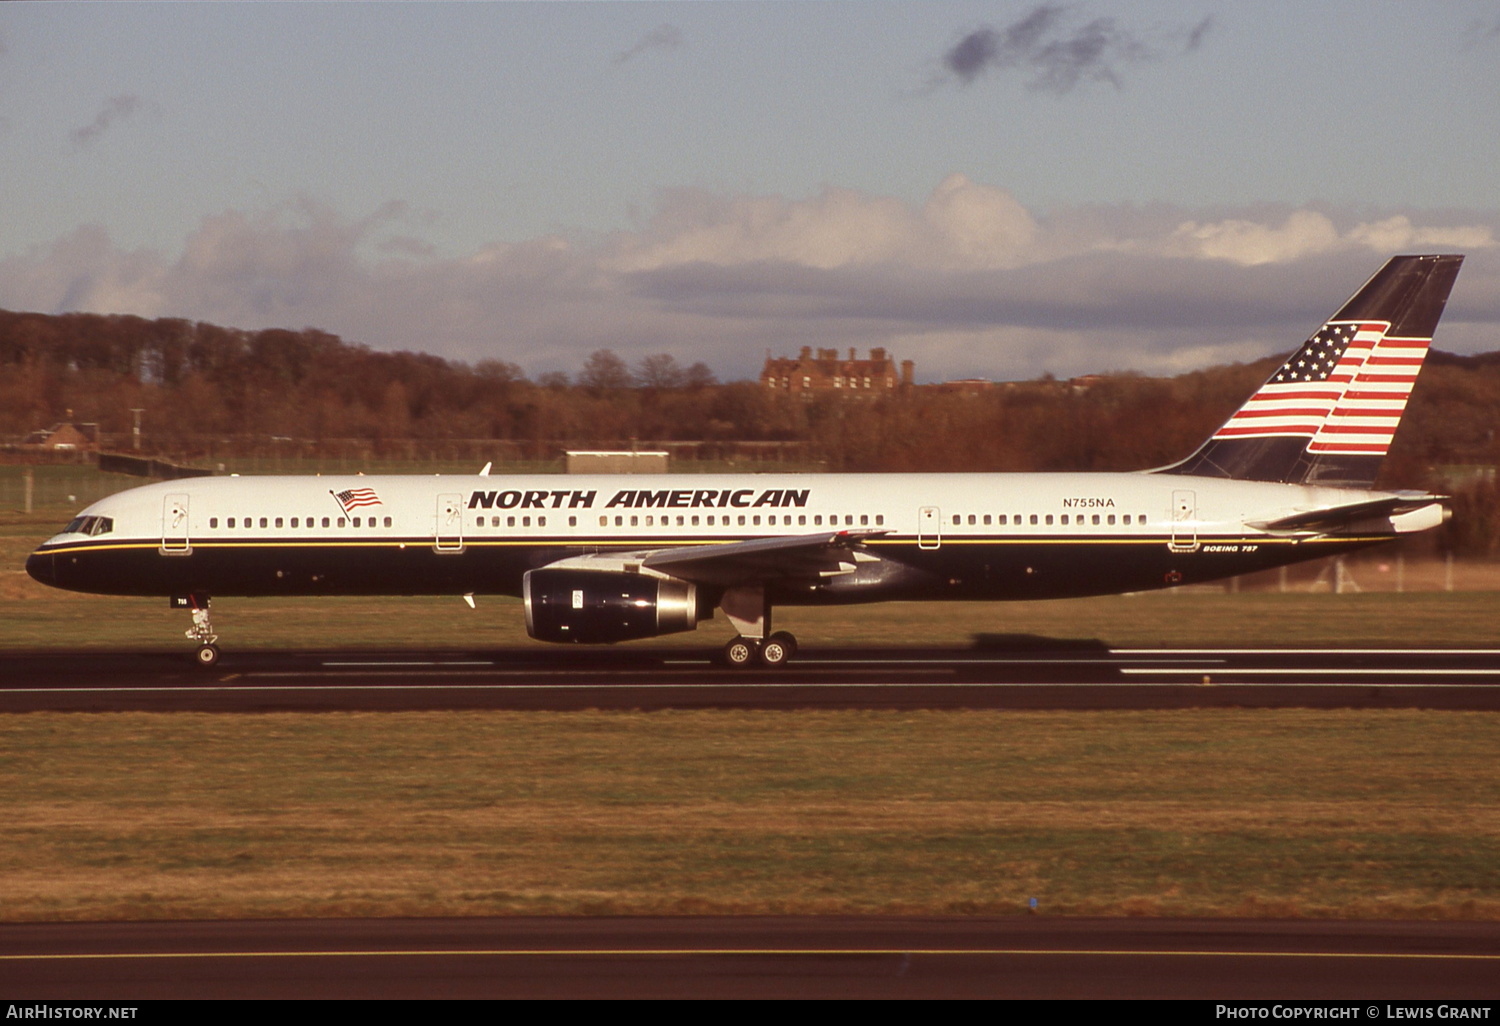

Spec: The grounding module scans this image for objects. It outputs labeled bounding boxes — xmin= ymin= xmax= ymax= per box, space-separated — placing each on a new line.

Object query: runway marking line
xmin=1115 ymin=648 xmax=1500 ymax=656
xmin=10 ymin=679 xmax=1500 ymax=694
xmin=3 ymin=948 xmax=1499 ymax=962
xmin=1125 ymin=668 xmax=1500 ymax=677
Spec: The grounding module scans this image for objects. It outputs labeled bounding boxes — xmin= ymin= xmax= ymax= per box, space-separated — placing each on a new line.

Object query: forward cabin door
xmin=161 ymin=493 xmax=191 ymax=555
xmin=435 ymin=493 xmax=464 ymax=552
xmin=918 ymin=505 xmax=941 ymax=550
xmin=1169 ymin=489 xmax=1199 ymax=553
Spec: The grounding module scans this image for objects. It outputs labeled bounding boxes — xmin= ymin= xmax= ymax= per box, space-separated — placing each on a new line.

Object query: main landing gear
xmin=177 ymin=593 xmax=220 ymax=668
xmin=717 ymin=584 xmax=797 ymax=669
xmin=722 ymin=630 xmax=799 ymax=669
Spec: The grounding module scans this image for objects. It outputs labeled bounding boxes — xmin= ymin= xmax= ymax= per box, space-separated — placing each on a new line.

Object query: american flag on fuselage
xmin=332 ymin=487 xmax=382 ymax=514
xmin=1210 ymin=318 xmax=1429 ymax=457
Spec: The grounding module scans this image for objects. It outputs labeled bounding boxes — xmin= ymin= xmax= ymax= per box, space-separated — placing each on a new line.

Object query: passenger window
xmin=1029 ymin=514 xmax=1039 ymax=526
xmin=814 ymin=515 xmax=823 ymax=526
xmin=211 ymin=518 xmax=219 ymax=529
xmin=1061 ymin=514 xmax=1069 ymax=526
xmin=875 ymin=515 xmax=884 ymax=526
xmin=1092 ymin=514 xmax=1101 ymax=525
xmin=322 ymin=517 xmax=331 ymax=528
xmin=983 ymin=514 xmax=991 ymax=525
xmin=737 ymin=515 xmax=746 ymax=526
xmin=692 ymin=515 xmax=700 ymax=526
xmin=599 ymin=516 xmax=607 ymax=527
xmin=508 ymin=516 xmax=516 ymax=528
xmin=568 ymin=516 xmax=577 ymax=527
xmin=523 ymin=516 xmax=531 ymax=527
xmin=799 ymin=515 xmax=807 ymax=526
xmin=630 ymin=516 xmax=638 ymax=527
xmin=259 ymin=517 xmax=268 ymax=529
xmin=539 ymin=516 xmax=546 ymax=527
xmin=997 ymin=514 xmax=1007 ymax=526
xmin=384 ymin=517 xmax=392 ymax=528
xmin=290 ymin=518 xmax=298 ymax=528
xmin=753 ymin=515 xmax=761 ymax=526
xmin=353 ymin=518 xmax=361 ymax=528
xmin=952 ymin=514 xmax=961 ymax=526
xmin=1107 ymin=515 xmax=1116 ymax=525
xmin=338 ymin=518 xmax=346 ymax=528
xmin=273 ymin=517 xmax=282 ymax=528
xmin=861 ymin=515 xmax=869 ymax=526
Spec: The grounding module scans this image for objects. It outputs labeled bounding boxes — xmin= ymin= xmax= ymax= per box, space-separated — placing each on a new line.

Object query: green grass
xmin=1 ymin=710 xmax=1496 ymax=921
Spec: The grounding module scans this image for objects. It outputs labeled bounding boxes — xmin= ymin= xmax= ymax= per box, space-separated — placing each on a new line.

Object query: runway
xmin=5 ymin=644 xmax=1500 ymax=711
xmin=5 ymin=915 xmax=1499 ymax=999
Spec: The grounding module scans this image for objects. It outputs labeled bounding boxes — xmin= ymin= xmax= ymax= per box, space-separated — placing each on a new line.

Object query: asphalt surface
xmin=4 ymin=915 xmax=1500 ymax=999
xmin=5 ymin=644 xmax=1500 ymax=710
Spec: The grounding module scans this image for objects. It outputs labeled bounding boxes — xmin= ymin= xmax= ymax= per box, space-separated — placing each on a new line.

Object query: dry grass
xmin=2 ymin=710 xmax=1498 ymax=922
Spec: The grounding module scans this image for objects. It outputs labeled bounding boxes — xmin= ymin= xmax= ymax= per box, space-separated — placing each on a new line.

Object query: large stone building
xmin=760 ymin=347 xmax=914 ymax=397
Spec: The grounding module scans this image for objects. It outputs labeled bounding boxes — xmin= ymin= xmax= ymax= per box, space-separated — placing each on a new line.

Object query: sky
xmin=0 ymin=1 xmax=1497 ymax=383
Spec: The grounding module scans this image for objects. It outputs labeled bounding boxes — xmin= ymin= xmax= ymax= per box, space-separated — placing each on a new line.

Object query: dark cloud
xmin=68 ymin=95 xmax=142 ymax=150
xmin=614 ymin=24 xmax=683 ymax=65
xmin=1185 ymin=15 xmax=1214 ymax=52
xmin=940 ymin=5 xmax=1205 ymax=93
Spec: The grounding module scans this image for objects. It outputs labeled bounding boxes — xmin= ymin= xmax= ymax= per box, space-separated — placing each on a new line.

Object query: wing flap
xmin=640 ymin=529 xmax=889 ymax=586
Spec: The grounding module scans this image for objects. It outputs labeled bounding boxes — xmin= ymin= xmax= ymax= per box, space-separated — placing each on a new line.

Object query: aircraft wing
xmin=638 ymin=529 xmax=890 ymax=587
xmin=1247 ymin=495 xmax=1447 ymax=534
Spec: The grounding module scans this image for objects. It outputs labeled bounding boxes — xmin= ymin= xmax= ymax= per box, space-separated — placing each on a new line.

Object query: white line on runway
xmin=10 ymin=680 xmax=1500 ymax=694
xmin=1114 ymin=648 xmax=1500 ymax=656
xmin=1124 ymin=667 xmax=1500 ymax=677
xmin=323 ymin=660 xmax=495 ymax=667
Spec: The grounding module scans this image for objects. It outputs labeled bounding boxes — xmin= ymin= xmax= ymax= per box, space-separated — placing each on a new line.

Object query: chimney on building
xmin=901 ymin=360 xmax=915 ymax=386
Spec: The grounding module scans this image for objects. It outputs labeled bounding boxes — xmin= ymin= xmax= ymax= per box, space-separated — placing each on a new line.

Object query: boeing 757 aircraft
xmin=26 ymin=254 xmax=1464 ymax=668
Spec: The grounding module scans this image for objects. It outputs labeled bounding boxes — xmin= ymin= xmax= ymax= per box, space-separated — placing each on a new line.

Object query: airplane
xmin=25 ymin=253 xmax=1464 ymax=669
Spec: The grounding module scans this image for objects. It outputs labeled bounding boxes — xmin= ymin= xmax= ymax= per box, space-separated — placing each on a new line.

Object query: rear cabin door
xmin=918 ymin=505 xmax=941 ymax=550
xmin=161 ymin=493 xmax=191 ymax=555
xmin=1169 ymin=489 xmax=1199 ymax=553
xmin=435 ymin=493 xmax=464 ymax=552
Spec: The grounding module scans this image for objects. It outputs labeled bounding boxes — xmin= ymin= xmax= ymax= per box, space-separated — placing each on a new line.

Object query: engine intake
xmin=523 ymin=568 xmax=700 ymax=643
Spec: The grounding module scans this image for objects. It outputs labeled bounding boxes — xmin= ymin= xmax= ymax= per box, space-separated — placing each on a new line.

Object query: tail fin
xmin=1159 ymin=253 xmax=1463 ymax=488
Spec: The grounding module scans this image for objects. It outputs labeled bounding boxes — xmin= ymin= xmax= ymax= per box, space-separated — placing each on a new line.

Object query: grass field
xmin=1 ymin=709 xmax=1497 ymax=922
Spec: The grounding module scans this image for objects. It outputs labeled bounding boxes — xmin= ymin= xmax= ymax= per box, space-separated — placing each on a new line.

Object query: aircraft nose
xmin=25 ymin=550 xmax=56 ymax=588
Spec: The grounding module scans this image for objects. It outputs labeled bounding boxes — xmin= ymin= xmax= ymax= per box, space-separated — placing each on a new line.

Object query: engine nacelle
xmin=523 ymin=568 xmax=701 ymax=643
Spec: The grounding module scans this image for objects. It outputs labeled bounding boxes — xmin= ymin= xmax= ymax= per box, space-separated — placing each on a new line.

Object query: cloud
xmin=1 ymin=180 xmax=1495 ymax=385
xmin=68 ymin=95 xmax=143 ymax=150
xmin=614 ymin=24 xmax=683 ymax=65
xmin=937 ymin=4 xmax=1204 ymax=93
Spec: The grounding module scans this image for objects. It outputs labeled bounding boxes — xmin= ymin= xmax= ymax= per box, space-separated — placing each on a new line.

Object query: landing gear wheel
xmin=766 ymin=631 xmax=798 ymax=660
xmin=194 ymin=644 xmax=221 ymax=669
xmin=722 ymin=636 xmax=757 ymax=669
xmin=756 ymin=636 xmax=792 ymax=669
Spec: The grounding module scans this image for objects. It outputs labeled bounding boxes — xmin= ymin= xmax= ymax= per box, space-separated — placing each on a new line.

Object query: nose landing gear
xmin=174 ymin=593 xmax=220 ymax=668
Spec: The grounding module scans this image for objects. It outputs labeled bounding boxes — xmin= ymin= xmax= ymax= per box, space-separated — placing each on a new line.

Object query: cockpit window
xmin=63 ymin=516 xmax=114 ymax=537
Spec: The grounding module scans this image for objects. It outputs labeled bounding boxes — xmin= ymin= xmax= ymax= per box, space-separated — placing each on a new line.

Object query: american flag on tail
xmin=332 ymin=487 xmax=382 ymax=514
xmin=1209 ymin=318 xmax=1425 ymax=458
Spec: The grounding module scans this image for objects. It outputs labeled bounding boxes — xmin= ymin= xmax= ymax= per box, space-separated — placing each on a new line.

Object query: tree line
xmin=4 ymin=307 xmax=1500 ymax=551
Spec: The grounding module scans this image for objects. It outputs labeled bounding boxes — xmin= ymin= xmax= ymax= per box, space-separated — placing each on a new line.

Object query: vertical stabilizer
xmin=1158 ymin=254 xmax=1463 ymax=488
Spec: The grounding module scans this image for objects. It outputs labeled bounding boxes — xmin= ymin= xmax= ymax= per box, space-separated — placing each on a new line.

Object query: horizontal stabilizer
xmin=1247 ymin=495 xmax=1446 ymax=534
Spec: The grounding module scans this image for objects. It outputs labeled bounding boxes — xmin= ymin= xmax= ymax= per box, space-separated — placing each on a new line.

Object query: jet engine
xmin=523 ymin=568 xmax=701 ymax=643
